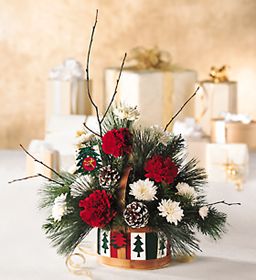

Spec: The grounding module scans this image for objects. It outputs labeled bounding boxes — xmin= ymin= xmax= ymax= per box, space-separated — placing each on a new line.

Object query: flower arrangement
xmin=9 ymin=10 xmax=240 ymax=270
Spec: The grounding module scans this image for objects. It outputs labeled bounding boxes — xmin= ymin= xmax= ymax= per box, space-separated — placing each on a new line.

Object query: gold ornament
xmin=209 ymin=65 xmax=229 ymax=83
xmin=223 ymin=161 xmax=244 ymax=191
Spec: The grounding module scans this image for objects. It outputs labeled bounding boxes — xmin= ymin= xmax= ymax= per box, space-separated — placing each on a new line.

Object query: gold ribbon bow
xmin=125 ymin=47 xmax=172 ymax=71
xmin=209 ymin=65 xmax=229 ymax=83
xmin=66 ymin=241 xmax=96 ymax=279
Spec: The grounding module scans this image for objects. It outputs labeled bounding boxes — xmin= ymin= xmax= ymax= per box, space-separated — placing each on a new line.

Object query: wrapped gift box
xmin=172 ymin=118 xmax=208 ymax=168
xmin=45 ymin=115 xmax=99 ymax=171
xmin=195 ymin=81 xmax=237 ymax=135
xmin=46 ymin=59 xmax=92 ymax=130
xmin=46 ymin=79 xmax=92 ymax=128
xmin=105 ymin=68 xmax=197 ymax=128
xmin=26 ymin=140 xmax=60 ymax=178
xmin=206 ymin=143 xmax=249 ymax=188
xmin=211 ymin=118 xmax=256 ymax=150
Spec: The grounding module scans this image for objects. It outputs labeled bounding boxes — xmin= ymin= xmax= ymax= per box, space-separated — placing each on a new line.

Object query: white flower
xmin=129 ymin=179 xmax=158 ymax=201
xmin=75 ymin=131 xmax=94 ymax=147
xmin=151 ymin=125 xmax=171 ymax=146
xmin=158 ymin=199 xmax=184 ymax=225
xmin=113 ymin=105 xmax=140 ymax=121
xmin=176 ymin=183 xmax=197 ymax=201
xmin=199 ymin=206 xmax=209 ymax=220
xmin=52 ymin=193 xmax=68 ymax=222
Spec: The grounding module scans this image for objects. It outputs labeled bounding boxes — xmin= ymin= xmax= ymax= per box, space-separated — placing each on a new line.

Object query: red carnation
xmin=144 ymin=155 xmax=178 ymax=184
xmin=79 ymin=190 xmax=116 ymax=228
xmin=102 ymin=128 xmax=133 ymax=158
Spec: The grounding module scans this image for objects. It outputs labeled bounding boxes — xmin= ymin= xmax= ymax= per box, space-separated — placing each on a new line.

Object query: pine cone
xmin=123 ymin=201 xmax=149 ymax=228
xmin=99 ymin=165 xmax=120 ymax=189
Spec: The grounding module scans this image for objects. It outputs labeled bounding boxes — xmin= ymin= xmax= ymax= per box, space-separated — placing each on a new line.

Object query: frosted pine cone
xmin=123 ymin=201 xmax=149 ymax=228
xmin=99 ymin=165 xmax=120 ymax=189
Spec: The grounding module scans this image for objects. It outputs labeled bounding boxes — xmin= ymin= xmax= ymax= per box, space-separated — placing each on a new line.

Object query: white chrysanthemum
xmin=68 ymin=164 xmax=77 ymax=174
xmin=158 ymin=199 xmax=184 ymax=225
xmin=199 ymin=206 xmax=209 ymax=220
xmin=75 ymin=131 xmax=94 ymax=147
xmin=151 ymin=125 xmax=171 ymax=146
xmin=176 ymin=183 xmax=197 ymax=201
xmin=52 ymin=193 xmax=68 ymax=222
xmin=129 ymin=179 xmax=158 ymax=201
xmin=113 ymin=105 xmax=140 ymax=121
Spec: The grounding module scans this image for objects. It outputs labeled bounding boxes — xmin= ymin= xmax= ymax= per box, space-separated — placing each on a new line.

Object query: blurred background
xmin=0 ymin=0 xmax=256 ymax=148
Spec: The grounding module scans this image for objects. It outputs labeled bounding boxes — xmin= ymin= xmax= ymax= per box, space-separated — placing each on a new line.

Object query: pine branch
xmin=8 ymin=173 xmax=64 ymax=186
xmin=85 ymin=9 xmax=102 ymax=137
xmin=101 ymin=53 xmax=127 ymax=124
xmin=206 ymin=200 xmax=241 ymax=207
xmin=19 ymin=144 xmax=64 ymax=180
xmin=164 ymin=86 xmax=200 ymax=131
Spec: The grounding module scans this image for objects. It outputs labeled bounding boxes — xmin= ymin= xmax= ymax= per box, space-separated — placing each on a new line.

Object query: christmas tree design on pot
xmin=97 ymin=227 xmax=171 ymax=269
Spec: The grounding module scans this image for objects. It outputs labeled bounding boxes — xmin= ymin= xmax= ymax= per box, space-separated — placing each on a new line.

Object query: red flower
xmin=79 ymin=190 xmax=116 ymax=228
xmin=144 ymin=155 xmax=178 ymax=184
xmin=102 ymin=128 xmax=133 ymax=158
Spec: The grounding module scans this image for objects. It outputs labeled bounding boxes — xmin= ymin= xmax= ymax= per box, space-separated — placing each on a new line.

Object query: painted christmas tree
xmin=111 ymin=232 xmax=127 ymax=248
xmin=102 ymin=232 xmax=109 ymax=254
xmin=159 ymin=237 xmax=166 ymax=256
xmin=133 ymin=235 xmax=144 ymax=257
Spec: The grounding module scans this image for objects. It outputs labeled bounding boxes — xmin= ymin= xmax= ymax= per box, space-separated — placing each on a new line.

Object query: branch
xmin=8 ymin=173 xmax=64 ymax=186
xmin=164 ymin=86 xmax=200 ymax=131
xmin=85 ymin=9 xmax=102 ymax=137
xmin=100 ymin=53 xmax=127 ymax=124
xmin=206 ymin=200 xmax=241 ymax=207
xmin=19 ymin=144 xmax=64 ymax=180
xmin=83 ymin=122 xmax=101 ymax=138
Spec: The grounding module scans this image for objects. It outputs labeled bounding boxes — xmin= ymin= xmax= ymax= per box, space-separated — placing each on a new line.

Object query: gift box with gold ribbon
xmin=105 ymin=47 xmax=197 ymax=128
xmin=195 ymin=66 xmax=237 ymax=135
xmin=211 ymin=116 xmax=256 ymax=150
xmin=206 ymin=143 xmax=249 ymax=190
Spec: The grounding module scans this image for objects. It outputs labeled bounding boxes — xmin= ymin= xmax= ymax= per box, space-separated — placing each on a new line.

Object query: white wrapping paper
xmin=105 ymin=68 xmax=197 ymax=128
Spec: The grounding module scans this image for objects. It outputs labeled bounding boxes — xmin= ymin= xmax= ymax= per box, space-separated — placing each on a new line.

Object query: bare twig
xmin=83 ymin=122 xmax=101 ymax=138
xmin=8 ymin=173 xmax=64 ymax=186
xmin=206 ymin=200 xmax=241 ymax=207
xmin=85 ymin=9 xmax=102 ymax=137
xmin=19 ymin=144 xmax=64 ymax=180
xmin=164 ymin=86 xmax=200 ymax=131
xmin=100 ymin=53 xmax=127 ymax=124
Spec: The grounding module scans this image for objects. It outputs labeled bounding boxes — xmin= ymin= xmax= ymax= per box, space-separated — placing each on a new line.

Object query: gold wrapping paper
xmin=211 ymin=119 xmax=256 ymax=150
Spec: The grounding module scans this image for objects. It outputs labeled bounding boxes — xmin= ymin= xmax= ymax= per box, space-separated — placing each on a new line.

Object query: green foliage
xmin=39 ymin=172 xmax=76 ymax=209
xmin=197 ymin=207 xmax=227 ymax=239
xmin=157 ymin=221 xmax=201 ymax=256
xmin=43 ymin=216 xmax=92 ymax=256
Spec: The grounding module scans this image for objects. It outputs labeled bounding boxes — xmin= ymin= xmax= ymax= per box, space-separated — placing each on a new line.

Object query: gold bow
xmin=125 ymin=47 xmax=172 ymax=71
xmin=222 ymin=161 xmax=244 ymax=191
xmin=209 ymin=65 xmax=229 ymax=83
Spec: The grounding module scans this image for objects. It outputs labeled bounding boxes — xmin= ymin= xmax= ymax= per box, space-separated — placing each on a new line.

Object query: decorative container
xmin=97 ymin=227 xmax=171 ymax=269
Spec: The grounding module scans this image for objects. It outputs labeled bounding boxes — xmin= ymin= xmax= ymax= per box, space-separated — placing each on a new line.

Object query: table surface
xmin=1 ymin=150 xmax=256 ymax=280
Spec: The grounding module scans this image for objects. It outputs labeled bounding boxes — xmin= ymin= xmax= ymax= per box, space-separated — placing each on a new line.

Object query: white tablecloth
xmin=1 ymin=150 xmax=256 ymax=280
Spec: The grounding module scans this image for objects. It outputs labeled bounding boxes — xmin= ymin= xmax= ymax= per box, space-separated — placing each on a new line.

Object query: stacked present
xmin=27 ymin=59 xmax=95 ymax=174
xmin=105 ymin=47 xmax=197 ymax=128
